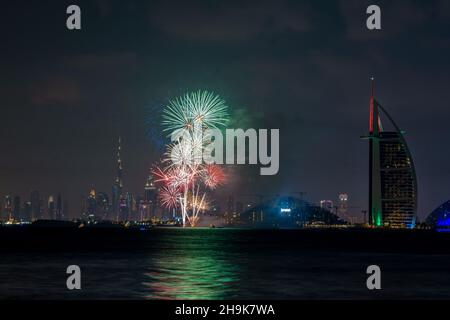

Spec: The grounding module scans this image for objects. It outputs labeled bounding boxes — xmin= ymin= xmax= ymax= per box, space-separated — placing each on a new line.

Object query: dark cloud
xmin=149 ymin=0 xmax=312 ymax=42
xmin=30 ymin=77 xmax=81 ymax=106
xmin=65 ymin=52 xmax=138 ymax=71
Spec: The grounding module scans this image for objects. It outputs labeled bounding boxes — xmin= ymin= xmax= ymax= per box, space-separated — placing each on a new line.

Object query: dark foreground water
xmin=1 ymin=227 xmax=450 ymax=299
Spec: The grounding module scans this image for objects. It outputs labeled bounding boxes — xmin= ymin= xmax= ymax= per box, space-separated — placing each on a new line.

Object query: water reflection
xmin=142 ymin=230 xmax=240 ymax=299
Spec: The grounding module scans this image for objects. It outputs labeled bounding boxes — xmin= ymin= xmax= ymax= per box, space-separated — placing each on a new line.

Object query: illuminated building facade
xmin=119 ymin=198 xmax=129 ymax=221
xmin=13 ymin=196 xmax=20 ymax=221
xmin=97 ymin=192 xmax=110 ymax=220
xmin=23 ymin=201 xmax=32 ymax=222
xmin=235 ymin=201 xmax=244 ymax=216
xmin=112 ymin=137 xmax=123 ymax=221
xmin=56 ymin=194 xmax=63 ymax=220
xmin=142 ymin=175 xmax=157 ymax=220
xmin=338 ymin=193 xmax=348 ymax=217
xmin=363 ymin=80 xmax=417 ymax=228
xmin=63 ymin=200 xmax=69 ymax=220
xmin=30 ymin=190 xmax=41 ymax=221
xmin=239 ymin=197 xmax=345 ymax=227
xmin=320 ymin=200 xmax=334 ymax=212
xmin=87 ymin=189 xmax=97 ymax=218
xmin=426 ymin=200 xmax=450 ymax=232
xmin=48 ymin=196 xmax=55 ymax=220
xmin=3 ymin=195 xmax=12 ymax=221
xmin=225 ymin=195 xmax=236 ymax=224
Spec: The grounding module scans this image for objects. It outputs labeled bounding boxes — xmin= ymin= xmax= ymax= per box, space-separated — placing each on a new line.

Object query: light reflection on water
xmin=142 ymin=229 xmax=240 ymax=299
xmin=2 ymin=228 xmax=450 ymax=299
xmin=144 ymin=253 xmax=239 ymax=299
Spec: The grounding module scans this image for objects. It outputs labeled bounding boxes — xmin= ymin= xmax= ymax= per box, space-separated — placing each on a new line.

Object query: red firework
xmin=153 ymin=165 xmax=170 ymax=184
xmin=159 ymin=185 xmax=180 ymax=209
xmin=202 ymin=165 xmax=226 ymax=189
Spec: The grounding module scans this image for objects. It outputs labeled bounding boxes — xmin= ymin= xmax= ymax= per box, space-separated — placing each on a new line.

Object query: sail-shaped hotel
xmin=362 ymin=80 xmax=418 ymax=228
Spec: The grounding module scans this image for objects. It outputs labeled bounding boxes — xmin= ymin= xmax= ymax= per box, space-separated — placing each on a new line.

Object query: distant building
xmin=207 ymin=198 xmax=221 ymax=216
xmin=30 ymin=190 xmax=41 ymax=221
xmin=320 ymin=200 xmax=334 ymax=212
xmin=144 ymin=175 xmax=156 ymax=201
xmin=125 ymin=192 xmax=134 ymax=220
xmin=81 ymin=195 xmax=87 ymax=218
xmin=56 ymin=194 xmax=63 ymax=220
xmin=13 ymin=196 xmax=21 ymax=221
xmin=48 ymin=196 xmax=55 ymax=220
xmin=338 ymin=194 xmax=348 ymax=217
xmin=96 ymin=192 xmax=110 ymax=220
xmin=138 ymin=199 xmax=148 ymax=221
xmin=63 ymin=199 xmax=69 ymax=220
xmin=426 ymin=200 xmax=450 ymax=231
xmin=112 ymin=137 xmax=123 ymax=221
xmin=225 ymin=195 xmax=235 ymax=224
xmin=119 ymin=198 xmax=129 ymax=221
xmin=3 ymin=195 xmax=12 ymax=221
xmin=87 ymin=189 xmax=97 ymax=219
xmin=23 ymin=201 xmax=32 ymax=222
xmin=239 ymin=196 xmax=346 ymax=228
xmin=144 ymin=175 xmax=158 ymax=218
xmin=227 ymin=196 xmax=234 ymax=215
xmin=133 ymin=194 xmax=143 ymax=221
xmin=235 ymin=201 xmax=244 ymax=215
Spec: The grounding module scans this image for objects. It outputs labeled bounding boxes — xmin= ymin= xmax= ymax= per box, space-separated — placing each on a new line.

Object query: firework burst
xmin=164 ymin=136 xmax=203 ymax=167
xmin=154 ymin=90 xmax=230 ymax=227
xmin=162 ymin=90 xmax=229 ymax=132
xmin=159 ymin=185 xmax=180 ymax=210
xmin=202 ymin=165 xmax=226 ymax=189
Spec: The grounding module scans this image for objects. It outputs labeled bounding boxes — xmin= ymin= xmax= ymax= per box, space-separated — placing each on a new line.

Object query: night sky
xmin=1 ymin=0 xmax=450 ymax=220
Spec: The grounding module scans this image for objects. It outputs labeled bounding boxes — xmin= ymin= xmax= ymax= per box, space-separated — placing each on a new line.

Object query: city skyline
xmin=0 ymin=79 xmax=442 ymax=222
xmin=0 ymin=148 xmax=357 ymax=222
xmin=2 ymin=1 xmax=450 ymax=221
xmin=0 ymin=80 xmax=429 ymax=224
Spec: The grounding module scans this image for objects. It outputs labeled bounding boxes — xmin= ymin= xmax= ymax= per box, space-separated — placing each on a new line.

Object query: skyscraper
xmin=23 ymin=201 xmax=32 ymax=222
xmin=226 ymin=195 xmax=235 ymax=224
xmin=363 ymin=79 xmax=417 ymax=228
xmin=13 ymin=196 xmax=20 ymax=221
xmin=48 ymin=196 xmax=55 ymax=220
xmin=97 ymin=192 xmax=110 ymax=220
xmin=30 ymin=190 xmax=41 ymax=221
xmin=112 ymin=137 xmax=123 ymax=221
xmin=227 ymin=196 xmax=234 ymax=215
xmin=235 ymin=201 xmax=244 ymax=216
xmin=87 ymin=189 xmax=97 ymax=219
xmin=63 ymin=199 xmax=69 ymax=221
xmin=320 ymin=200 xmax=334 ymax=212
xmin=137 ymin=197 xmax=146 ymax=221
xmin=144 ymin=175 xmax=155 ymax=201
xmin=144 ymin=175 xmax=157 ymax=218
xmin=119 ymin=198 xmax=129 ymax=222
xmin=56 ymin=194 xmax=63 ymax=220
xmin=81 ymin=195 xmax=87 ymax=218
xmin=338 ymin=194 xmax=348 ymax=217
xmin=3 ymin=195 xmax=12 ymax=221
xmin=125 ymin=192 xmax=134 ymax=221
